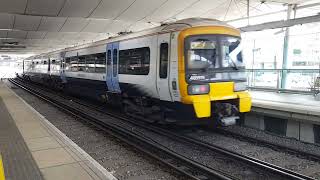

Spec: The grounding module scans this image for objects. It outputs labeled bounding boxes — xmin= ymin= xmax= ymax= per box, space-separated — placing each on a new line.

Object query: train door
xmin=112 ymin=42 xmax=121 ymax=93
xmin=106 ymin=42 xmax=121 ymax=93
xmin=156 ymin=34 xmax=172 ymax=101
xmin=106 ymin=44 xmax=113 ymax=92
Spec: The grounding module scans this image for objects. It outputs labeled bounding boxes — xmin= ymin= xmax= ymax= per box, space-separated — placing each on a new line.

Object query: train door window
xmin=107 ymin=50 xmax=111 ymax=65
xmin=95 ymin=53 xmax=106 ymax=73
xmin=119 ymin=47 xmax=150 ymax=75
xmin=113 ymin=49 xmax=118 ymax=77
xmin=159 ymin=43 xmax=169 ymax=79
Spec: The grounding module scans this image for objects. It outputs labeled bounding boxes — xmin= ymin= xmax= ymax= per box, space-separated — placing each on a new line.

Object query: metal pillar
xmin=281 ymin=4 xmax=295 ymax=89
xmin=247 ymin=0 xmax=250 ymax=25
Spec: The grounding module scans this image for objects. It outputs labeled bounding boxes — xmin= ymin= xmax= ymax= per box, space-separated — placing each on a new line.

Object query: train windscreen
xmin=184 ymin=34 xmax=246 ymax=83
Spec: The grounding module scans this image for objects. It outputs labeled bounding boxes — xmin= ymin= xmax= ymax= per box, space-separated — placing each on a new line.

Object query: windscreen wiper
xmin=229 ymin=58 xmax=239 ymax=70
xmin=228 ymin=43 xmax=242 ymax=70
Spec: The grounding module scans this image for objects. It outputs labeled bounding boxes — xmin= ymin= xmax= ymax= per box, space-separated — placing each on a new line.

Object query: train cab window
xmin=119 ymin=47 xmax=150 ymax=75
xmin=113 ymin=49 xmax=118 ymax=77
xmin=95 ymin=53 xmax=106 ymax=73
xmin=159 ymin=43 xmax=169 ymax=79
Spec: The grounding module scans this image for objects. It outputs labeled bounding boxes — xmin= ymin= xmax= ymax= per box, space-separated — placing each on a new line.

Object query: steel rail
xmin=215 ymin=128 xmax=320 ymax=162
xmin=9 ymin=78 xmax=232 ymax=180
xmin=10 ymin=78 xmax=315 ymax=180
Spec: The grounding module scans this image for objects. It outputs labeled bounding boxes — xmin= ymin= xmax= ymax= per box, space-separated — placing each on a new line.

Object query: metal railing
xmin=246 ymin=69 xmax=320 ymax=94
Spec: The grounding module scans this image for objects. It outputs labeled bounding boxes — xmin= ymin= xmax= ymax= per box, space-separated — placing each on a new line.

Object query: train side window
xmin=78 ymin=55 xmax=85 ymax=72
xmin=51 ymin=59 xmax=60 ymax=70
xmin=65 ymin=57 xmax=70 ymax=71
xmin=113 ymin=49 xmax=118 ymax=77
xmin=95 ymin=53 xmax=106 ymax=73
xmin=70 ymin=56 xmax=79 ymax=72
xmin=85 ymin=55 xmax=95 ymax=73
xmin=119 ymin=47 xmax=150 ymax=75
xmin=43 ymin=61 xmax=47 ymax=64
xmin=159 ymin=43 xmax=169 ymax=79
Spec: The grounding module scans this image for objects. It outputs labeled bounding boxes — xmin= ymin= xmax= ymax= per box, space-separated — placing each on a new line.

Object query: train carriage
xmin=22 ymin=18 xmax=252 ymax=126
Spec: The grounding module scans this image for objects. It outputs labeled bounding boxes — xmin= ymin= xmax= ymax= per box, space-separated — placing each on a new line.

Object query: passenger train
xmin=21 ymin=18 xmax=252 ymax=126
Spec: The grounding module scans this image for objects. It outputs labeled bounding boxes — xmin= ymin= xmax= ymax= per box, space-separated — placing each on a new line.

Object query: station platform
xmin=251 ymin=91 xmax=320 ymax=117
xmin=248 ymin=90 xmax=320 ymax=143
xmin=0 ymin=82 xmax=116 ymax=180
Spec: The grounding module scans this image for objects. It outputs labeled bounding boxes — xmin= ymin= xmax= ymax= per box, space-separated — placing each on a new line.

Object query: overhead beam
xmin=227 ymin=2 xmax=320 ymax=23
xmin=2 ymin=12 xmax=114 ymax=21
xmin=240 ymin=14 xmax=320 ymax=32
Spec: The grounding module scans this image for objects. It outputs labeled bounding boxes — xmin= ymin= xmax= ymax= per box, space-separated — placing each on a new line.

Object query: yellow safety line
xmin=0 ymin=155 xmax=5 ymax=180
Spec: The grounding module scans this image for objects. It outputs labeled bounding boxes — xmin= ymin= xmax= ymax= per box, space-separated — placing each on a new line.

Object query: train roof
xmin=26 ymin=18 xmax=235 ymax=60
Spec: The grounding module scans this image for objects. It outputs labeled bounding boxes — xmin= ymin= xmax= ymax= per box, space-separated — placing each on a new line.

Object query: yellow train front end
xmin=178 ymin=25 xmax=252 ymax=126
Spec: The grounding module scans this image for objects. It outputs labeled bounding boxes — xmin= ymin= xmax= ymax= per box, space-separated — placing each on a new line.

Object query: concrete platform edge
xmin=5 ymin=85 xmax=117 ymax=180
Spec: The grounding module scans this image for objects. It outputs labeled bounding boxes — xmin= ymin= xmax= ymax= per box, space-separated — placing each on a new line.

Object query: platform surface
xmin=0 ymin=92 xmax=43 ymax=180
xmin=0 ymin=82 xmax=116 ymax=180
xmin=251 ymin=90 xmax=320 ymax=116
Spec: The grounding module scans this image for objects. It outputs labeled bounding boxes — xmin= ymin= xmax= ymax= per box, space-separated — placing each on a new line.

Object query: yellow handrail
xmin=0 ymin=155 xmax=5 ymax=180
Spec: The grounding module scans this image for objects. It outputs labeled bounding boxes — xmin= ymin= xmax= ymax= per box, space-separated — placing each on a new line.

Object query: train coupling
xmin=220 ymin=116 xmax=239 ymax=126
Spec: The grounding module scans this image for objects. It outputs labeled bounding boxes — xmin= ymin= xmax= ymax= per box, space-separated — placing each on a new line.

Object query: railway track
xmin=214 ymin=128 xmax=320 ymax=162
xmin=9 ymin=78 xmax=314 ymax=180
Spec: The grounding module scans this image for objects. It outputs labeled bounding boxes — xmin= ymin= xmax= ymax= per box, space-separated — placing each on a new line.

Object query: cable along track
xmin=9 ymin=78 xmax=315 ymax=180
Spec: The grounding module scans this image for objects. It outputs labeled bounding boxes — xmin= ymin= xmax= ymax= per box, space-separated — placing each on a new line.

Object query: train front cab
xmin=177 ymin=26 xmax=252 ymax=126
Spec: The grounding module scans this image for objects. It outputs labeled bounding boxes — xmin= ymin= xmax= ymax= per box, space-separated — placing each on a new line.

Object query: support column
xmin=247 ymin=0 xmax=250 ymax=25
xmin=281 ymin=4 xmax=295 ymax=89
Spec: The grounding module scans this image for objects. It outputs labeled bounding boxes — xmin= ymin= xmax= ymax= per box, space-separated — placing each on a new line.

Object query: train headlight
xmin=234 ymin=82 xmax=247 ymax=92
xmin=188 ymin=84 xmax=210 ymax=95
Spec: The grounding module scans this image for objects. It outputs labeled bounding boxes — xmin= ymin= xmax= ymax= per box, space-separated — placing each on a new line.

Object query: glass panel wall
xmin=242 ymin=29 xmax=284 ymax=89
xmin=242 ymin=21 xmax=320 ymax=93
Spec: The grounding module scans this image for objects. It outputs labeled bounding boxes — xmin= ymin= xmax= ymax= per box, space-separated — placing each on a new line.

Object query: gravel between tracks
xmin=177 ymin=126 xmax=320 ymax=179
xmin=10 ymin=84 xmax=182 ymax=180
xmin=224 ymin=125 xmax=320 ymax=158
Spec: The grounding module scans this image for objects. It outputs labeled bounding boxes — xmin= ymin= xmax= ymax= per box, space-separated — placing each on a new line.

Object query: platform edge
xmin=5 ymin=84 xmax=117 ymax=180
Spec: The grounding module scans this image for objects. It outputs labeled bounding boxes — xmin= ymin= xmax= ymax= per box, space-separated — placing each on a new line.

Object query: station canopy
xmin=0 ymin=0 xmax=317 ymax=55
